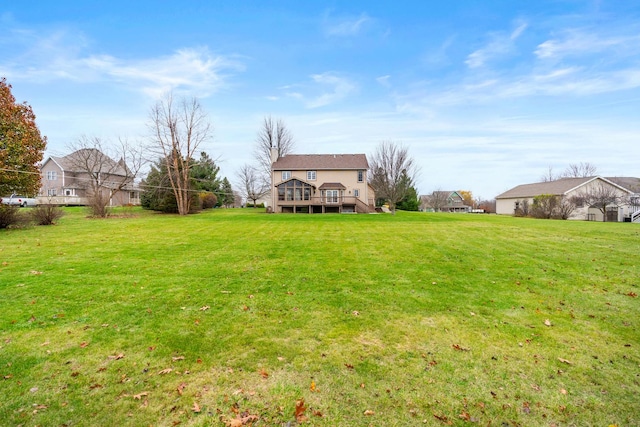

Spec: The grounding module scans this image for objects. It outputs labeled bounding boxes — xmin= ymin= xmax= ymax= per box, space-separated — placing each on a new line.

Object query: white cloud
xmin=323 ymin=12 xmax=372 ymax=37
xmin=82 ymin=48 xmax=244 ymax=98
xmin=0 ymin=26 xmax=243 ymax=98
xmin=308 ymin=73 xmax=355 ymax=108
xmin=465 ymin=21 xmax=528 ymax=69
xmin=376 ymin=75 xmax=391 ymax=87
xmin=535 ymin=30 xmax=640 ymax=59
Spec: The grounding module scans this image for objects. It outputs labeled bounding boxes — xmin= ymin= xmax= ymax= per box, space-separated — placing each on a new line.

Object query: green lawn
xmin=1 ymin=208 xmax=638 ymax=426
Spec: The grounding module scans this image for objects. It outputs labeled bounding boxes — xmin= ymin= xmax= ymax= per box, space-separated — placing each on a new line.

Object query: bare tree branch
xmin=574 ymin=181 xmax=625 ymax=222
xmin=254 ymin=116 xmax=295 ymax=179
xmin=423 ymin=189 xmax=449 ymax=212
xmin=368 ymin=141 xmax=419 ymax=214
xmin=147 ymin=93 xmax=212 ymax=215
xmin=236 ymin=164 xmax=270 ymax=207
xmin=563 ymin=162 xmax=597 ymax=178
xmin=66 ymin=136 xmax=144 ymax=217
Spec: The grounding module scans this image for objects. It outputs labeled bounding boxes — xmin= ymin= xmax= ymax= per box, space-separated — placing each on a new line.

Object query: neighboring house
xmin=39 ymin=149 xmax=140 ymax=206
xmin=270 ymin=151 xmax=375 ymax=213
xmin=495 ymin=176 xmax=636 ymax=222
xmin=421 ymin=191 xmax=471 ymax=212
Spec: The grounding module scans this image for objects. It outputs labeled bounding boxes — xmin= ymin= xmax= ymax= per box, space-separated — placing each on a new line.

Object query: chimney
xmin=270 ymin=146 xmax=279 ymax=164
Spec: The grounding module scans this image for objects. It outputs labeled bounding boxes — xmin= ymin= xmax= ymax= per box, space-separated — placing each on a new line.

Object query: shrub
xmin=31 ymin=204 xmax=64 ymax=225
xmin=0 ymin=204 xmax=20 ymax=228
xmin=199 ymin=192 xmax=218 ymax=209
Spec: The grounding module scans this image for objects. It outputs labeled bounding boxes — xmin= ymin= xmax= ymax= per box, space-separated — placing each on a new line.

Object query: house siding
xmin=270 ymin=155 xmax=372 ymax=213
xmin=496 ymin=177 xmax=633 ymax=221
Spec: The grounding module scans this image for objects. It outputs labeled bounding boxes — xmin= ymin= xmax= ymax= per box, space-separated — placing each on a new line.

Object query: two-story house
xmin=39 ymin=149 xmax=140 ymax=206
xmin=270 ymin=150 xmax=375 ymax=213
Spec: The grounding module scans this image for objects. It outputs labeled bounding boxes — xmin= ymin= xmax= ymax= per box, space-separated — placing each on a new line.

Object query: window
xmin=282 ymin=171 xmax=291 ymax=180
xmin=307 ymin=171 xmax=316 ymax=181
xmin=277 ymin=179 xmax=313 ymax=201
xmin=354 ymin=189 xmax=360 ymax=197
xmin=357 ymin=170 xmax=364 ymax=182
xmin=46 ymin=171 xmax=57 ymax=180
xmin=47 ymin=188 xmax=57 ymax=196
xmin=326 ymin=190 xmax=339 ymax=203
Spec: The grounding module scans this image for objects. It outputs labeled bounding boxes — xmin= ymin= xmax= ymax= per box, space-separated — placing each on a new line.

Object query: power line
xmin=0 ymin=166 xmax=239 ymax=196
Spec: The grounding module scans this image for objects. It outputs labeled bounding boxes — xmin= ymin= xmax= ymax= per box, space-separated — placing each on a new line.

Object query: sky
xmin=2 ymin=0 xmax=639 ymax=199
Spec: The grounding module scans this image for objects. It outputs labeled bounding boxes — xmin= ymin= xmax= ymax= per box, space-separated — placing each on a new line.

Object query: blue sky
xmin=2 ymin=1 xmax=639 ymax=199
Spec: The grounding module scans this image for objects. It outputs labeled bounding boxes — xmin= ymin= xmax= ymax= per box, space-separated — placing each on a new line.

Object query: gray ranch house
xmin=496 ymin=176 xmax=639 ymax=222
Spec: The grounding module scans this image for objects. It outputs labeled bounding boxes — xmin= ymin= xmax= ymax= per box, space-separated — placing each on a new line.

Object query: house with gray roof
xmin=39 ymin=149 xmax=140 ymax=206
xmin=270 ymin=151 xmax=375 ymax=213
xmin=496 ymin=176 xmax=637 ymax=222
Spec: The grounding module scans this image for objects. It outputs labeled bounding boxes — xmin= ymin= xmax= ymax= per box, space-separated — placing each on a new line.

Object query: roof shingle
xmin=272 ymin=154 xmax=368 ymax=170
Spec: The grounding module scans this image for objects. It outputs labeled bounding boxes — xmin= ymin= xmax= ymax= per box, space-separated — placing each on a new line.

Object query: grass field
xmin=1 ymin=207 xmax=638 ymax=426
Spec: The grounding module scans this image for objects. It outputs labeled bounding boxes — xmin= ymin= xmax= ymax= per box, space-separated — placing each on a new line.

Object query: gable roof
xmin=496 ymin=176 xmax=632 ymax=199
xmin=272 ymin=154 xmax=368 ymax=171
xmin=44 ymin=149 xmax=130 ymax=177
xmin=274 ymin=177 xmax=317 ymax=188
xmin=606 ymin=177 xmax=640 ymax=193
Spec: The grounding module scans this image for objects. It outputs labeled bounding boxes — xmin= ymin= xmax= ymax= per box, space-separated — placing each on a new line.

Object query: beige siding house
xmin=39 ymin=149 xmax=140 ymax=206
xmin=270 ymin=152 xmax=375 ymax=213
xmin=496 ymin=176 xmax=636 ymax=222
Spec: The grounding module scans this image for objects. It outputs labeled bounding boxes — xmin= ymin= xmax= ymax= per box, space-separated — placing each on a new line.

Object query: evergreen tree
xmin=219 ymin=177 xmax=234 ymax=207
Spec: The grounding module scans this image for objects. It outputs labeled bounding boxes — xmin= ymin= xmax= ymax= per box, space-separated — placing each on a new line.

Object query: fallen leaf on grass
xmin=433 ymin=413 xmax=452 ymax=425
xmin=626 ymin=292 xmax=637 ymax=297
xmin=3 ymin=375 xmax=13 ymax=379
xmin=172 ymin=356 xmax=185 ymax=361
xmin=558 ymin=358 xmax=573 ymax=365
xmin=295 ymin=398 xmax=307 ymax=423
xmin=242 ymin=305 xmax=250 ymax=311
xmin=452 ymin=344 xmax=470 ymax=351
xmin=30 ymin=270 xmax=42 ymax=275
xmin=544 ymin=319 xmax=552 ymax=327
xmin=108 ymin=353 xmax=125 ymax=360
xmin=159 ymin=368 xmax=173 ymax=375
xmin=310 ymin=381 xmax=316 ymax=392
xmin=90 ymin=383 xmax=103 ymax=389
xmin=259 ymin=368 xmax=269 ymax=378
xmin=80 ymin=342 xmax=89 ymax=348
xmin=227 ymin=414 xmax=260 ymax=427
xmin=344 ymin=363 xmax=354 ymax=370
xmin=363 ymin=409 xmax=375 ymax=415
xmin=352 ymin=310 xmax=360 ymax=316
xmin=560 ymin=388 xmax=567 ymax=395
xmin=177 ymin=383 xmax=186 ymax=396
xmin=133 ymin=392 xmax=149 ymax=400
xmin=199 ymin=306 xmax=210 ymax=311
xmin=192 ymin=402 xmax=201 ymax=413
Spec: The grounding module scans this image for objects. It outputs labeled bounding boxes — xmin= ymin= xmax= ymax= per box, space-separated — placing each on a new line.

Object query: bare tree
xmin=563 ymin=162 xmax=597 ymax=178
xmin=254 ymin=116 xmax=295 ymax=178
xmin=575 ymin=181 xmax=626 ymax=222
xmin=540 ymin=166 xmax=559 ymax=182
xmin=423 ymin=189 xmax=450 ymax=212
xmin=66 ymin=136 xmax=143 ymax=217
xmin=148 ymin=93 xmax=212 ymax=215
xmin=368 ymin=141 xmax=419 ymax=215
xmin=555 ymin=196 xmax=577 ymax=220
xmin=236 ymin=164 xmax=269 ymax=207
